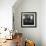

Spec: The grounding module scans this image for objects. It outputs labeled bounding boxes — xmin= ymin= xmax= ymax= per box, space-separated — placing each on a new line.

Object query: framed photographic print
xmin=21 ymin=12 xmax=37 ymax=28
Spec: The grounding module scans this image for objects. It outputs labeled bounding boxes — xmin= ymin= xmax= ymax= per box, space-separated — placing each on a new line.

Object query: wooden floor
xmin=0 ymin=39 xmax=16 ymax=46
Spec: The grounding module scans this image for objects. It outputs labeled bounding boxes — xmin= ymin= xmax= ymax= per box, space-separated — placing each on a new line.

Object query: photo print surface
xmin=23 ymin=14 xmax=34 ymax=25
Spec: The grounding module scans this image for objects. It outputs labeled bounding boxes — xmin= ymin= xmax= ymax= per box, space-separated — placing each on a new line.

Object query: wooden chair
xmin=25 ymin=40 xmax=35 ymax=46
xmin=13 ymin=33 xmax=23 ymax=46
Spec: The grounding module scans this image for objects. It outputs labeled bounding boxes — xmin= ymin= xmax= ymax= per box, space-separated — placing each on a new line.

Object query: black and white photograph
xmin=21 ymin=12 xmax=37 ymax=28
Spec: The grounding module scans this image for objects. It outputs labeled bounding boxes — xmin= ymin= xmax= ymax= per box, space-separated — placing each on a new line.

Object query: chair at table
xmin=25 ymin=40 xmax=35 ymax=46
xmin=14 ymin=33 xmax=23 ymax=46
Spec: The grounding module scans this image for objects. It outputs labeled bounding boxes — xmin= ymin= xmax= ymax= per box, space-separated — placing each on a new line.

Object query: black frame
xmin=21 ymin=12 xmax=37 ymax=28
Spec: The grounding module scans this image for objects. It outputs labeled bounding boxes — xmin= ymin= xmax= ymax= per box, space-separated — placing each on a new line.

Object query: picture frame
xmin=21 ymin=12 xmax=37 ymax=28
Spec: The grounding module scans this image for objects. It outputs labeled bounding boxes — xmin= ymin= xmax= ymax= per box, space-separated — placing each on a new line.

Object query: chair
xmin=14 ymin=33 xmax=23 ymax=46
xmin=25 ymin=40 xmax=35 ymax=46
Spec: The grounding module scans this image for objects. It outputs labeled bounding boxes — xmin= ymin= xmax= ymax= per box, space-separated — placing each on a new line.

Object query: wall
xmin=40 ymin=0 xmax=46 ymax=46
xmin=0 ymin=0 xmax=16 ymax=30
xmin=13 ymin=0 xmax=41 ymax=46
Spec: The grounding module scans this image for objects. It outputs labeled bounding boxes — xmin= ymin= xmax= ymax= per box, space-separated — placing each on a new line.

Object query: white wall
xmin=13 ymin=0 xmax=41 ymax=46
xmin=0 ymin=0 xmax=16 ymax=30
xmin=40 ymin=0 xmax=46 ymax=46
